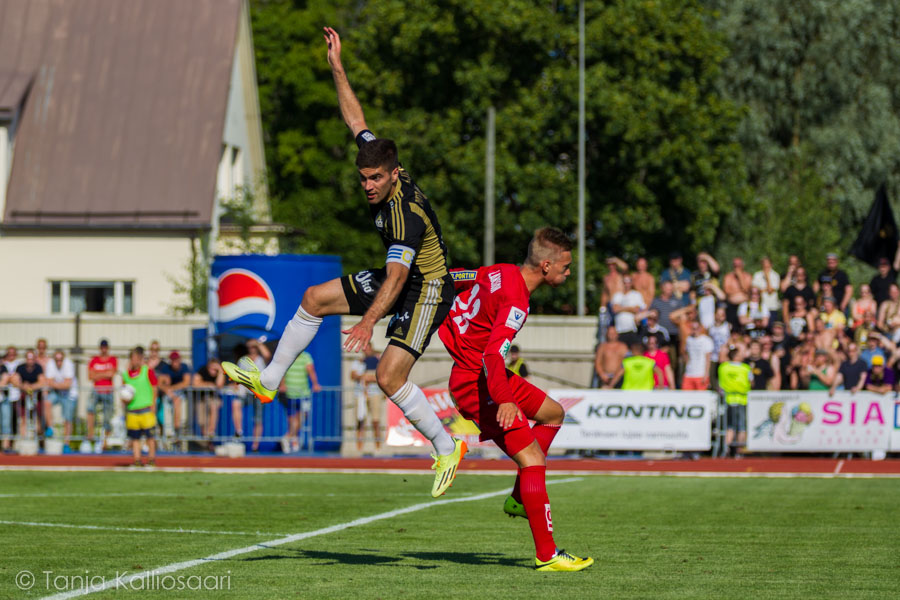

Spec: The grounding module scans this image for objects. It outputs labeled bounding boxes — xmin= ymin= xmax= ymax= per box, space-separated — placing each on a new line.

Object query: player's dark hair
xmin=525 ymin=227 xmax=573 ymax=266
xmin=356 ymin=138 xmax=399 ymax=171
xmin=131 ymin=346 xmax=144 ymax=357
xmin=728 ymin=347 xmax=740 ymax=361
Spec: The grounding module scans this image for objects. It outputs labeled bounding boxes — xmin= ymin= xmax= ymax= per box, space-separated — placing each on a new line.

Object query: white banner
xmin=549 ymin=390 xmax=716 ymax=451
xmin=747 ymin=391 xmax=893 ymax=452
xmin=893 ymin=401 xmax=900 ymax=452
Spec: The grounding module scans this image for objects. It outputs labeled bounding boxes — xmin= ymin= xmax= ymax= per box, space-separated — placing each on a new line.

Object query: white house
xmin=0 ymin=0 xmax=269 ymax=318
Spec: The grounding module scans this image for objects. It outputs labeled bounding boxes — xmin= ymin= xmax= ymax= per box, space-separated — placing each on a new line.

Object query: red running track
xmin=1 ymin=454 xmax=899 ymax=475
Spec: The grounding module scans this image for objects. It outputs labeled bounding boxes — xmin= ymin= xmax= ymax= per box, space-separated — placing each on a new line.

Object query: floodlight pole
xmin=577 ymin=0 xmax=586 ymax=315
xmin=484 ymin=106 xmax=496 ymax=265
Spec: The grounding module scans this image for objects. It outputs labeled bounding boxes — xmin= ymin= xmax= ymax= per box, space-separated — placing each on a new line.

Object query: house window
xmin=50 ymin=281 xmax=134 ymax=315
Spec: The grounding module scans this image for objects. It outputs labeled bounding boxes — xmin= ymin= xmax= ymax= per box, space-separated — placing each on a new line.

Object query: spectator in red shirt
xmin=87 ymin=339 xmax=117 ymax=453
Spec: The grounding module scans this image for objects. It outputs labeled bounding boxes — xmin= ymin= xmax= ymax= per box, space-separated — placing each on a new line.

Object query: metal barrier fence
xmin=0 ymin=385 xmax=343 ymax=453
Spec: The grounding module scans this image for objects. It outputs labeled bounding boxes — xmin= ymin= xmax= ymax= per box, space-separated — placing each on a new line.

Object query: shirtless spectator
xmin=722 ymin=257 xmax=753 ymax=329
xmin=601 ymin=257 xmax=628 ymax=307
xmin=612 ymin=275 xmax=646 ymax=346
xmin=690 ymin=252 xmax=723 ymax=329
xmin=631 ymin=257 xmax=655 ymax=307
xmin=659 ymin=252 xmax=692 ymax=301
xmin=752 ymin=257 xmax=781 ymax=320
xmin=814 ymin=253 xmax=853 ymax=314
xmin=594 ymin=326 xmax=627 ymax=389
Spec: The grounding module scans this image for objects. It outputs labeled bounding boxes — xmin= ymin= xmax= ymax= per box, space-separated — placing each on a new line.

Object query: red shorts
xmin=448 ymin=366 xmax=547 ymax=456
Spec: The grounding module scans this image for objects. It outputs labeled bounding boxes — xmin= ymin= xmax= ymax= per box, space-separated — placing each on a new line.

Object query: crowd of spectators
xmin=0 ymin=337 xmax=322 ymax=455
xmin=593 ymin=246 xmax=900 ymax=399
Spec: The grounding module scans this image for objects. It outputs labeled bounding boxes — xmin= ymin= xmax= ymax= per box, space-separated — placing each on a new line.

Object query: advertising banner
xmin=747 ymin=391 xmax=893 ymax=452
xmin=385 ymin=388 xmax=486 ymax=448
xmin=893 ymin=401 xmax=900 ymax=452
xmin=548 ymin=390 xmax=716 ymax=451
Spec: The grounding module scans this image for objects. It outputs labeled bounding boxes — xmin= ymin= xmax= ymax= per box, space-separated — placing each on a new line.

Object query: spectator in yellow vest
xmin=612 ymin=342 xmax=664 ymax=390
xmin=507 ymin=345 xmax=530 ymax=380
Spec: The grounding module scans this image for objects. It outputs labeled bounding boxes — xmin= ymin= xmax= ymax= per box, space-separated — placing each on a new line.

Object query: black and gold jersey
xmin=356 ymin=130 xmax=449 ymax=281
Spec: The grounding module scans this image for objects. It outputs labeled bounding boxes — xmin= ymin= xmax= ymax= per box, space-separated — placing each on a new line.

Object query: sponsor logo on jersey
xmin=355 ymin=271 xmax=375 ymax=295
xmin=544 ymin=503 xmax=553 ymax=532
xmin=216 ymin=269 xmax=277 ymax=332
xmin=499 ymin=339 xmax=512 ymax=358
xmin=505 ymin=307 xmax=527 ymax=331
xmin=375 ymin=214 xmax=384 ymax=230
xmin=489 ymin=270 xmax=502 ymax=293
xmin=450 ymin=270 xmax=477 ymax=281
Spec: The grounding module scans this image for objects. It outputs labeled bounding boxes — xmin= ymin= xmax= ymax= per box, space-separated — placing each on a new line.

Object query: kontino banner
xmin=549 ymin=390 xmax=716 ymax=451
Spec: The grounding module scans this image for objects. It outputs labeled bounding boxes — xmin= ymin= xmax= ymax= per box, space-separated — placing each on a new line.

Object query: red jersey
xmin=89 ymin=355 xmax=118 ymax=389
xmin=438 ymin=264 xmax=530 ymax=405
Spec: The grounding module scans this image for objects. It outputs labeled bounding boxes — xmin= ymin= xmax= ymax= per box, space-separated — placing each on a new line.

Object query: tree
xmin=251 ymin=0 xmax=748 ymax=313
xmin=706 ymin=0 xmax=900 ymax=265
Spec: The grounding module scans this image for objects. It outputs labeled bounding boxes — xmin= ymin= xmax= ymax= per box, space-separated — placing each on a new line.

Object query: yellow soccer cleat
xmin=431 ymin=438 xmax=467 ymax=498
xmin=222 ymin=360 xmax=277 ymax=404
xmin=534 ymin=549 xmax=594 ymax=572
xmin=503 ymin=495 xmax=527 ymax=519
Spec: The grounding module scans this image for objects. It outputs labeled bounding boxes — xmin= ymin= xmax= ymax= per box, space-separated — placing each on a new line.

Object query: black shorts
xmin=341 ymin=268 xmax=454 ymax=358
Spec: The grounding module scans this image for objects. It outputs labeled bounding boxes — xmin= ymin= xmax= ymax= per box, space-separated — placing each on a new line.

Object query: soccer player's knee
xmin=375 ymin=367 xmax=401 ymax=397
xmin=513 ymin=441 xmax=546 ymax=468
xmin=544 ymin=398 xmax=565 ymax=425
xmin=299 ymin=287 xmax=322 ymax=316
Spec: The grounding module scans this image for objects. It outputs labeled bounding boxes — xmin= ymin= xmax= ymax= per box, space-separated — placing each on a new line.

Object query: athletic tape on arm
xmin=386 ymin=244 xmax=416 ymax=268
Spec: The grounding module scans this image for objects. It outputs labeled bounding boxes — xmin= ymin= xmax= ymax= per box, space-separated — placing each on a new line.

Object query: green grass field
xmin=0 ymin=470 xmax=898 ymax=599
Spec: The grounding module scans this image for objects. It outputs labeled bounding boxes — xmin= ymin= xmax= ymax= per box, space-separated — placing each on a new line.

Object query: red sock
xmin=512 ymin=424 xmax=560 ymax=503
xmin=520 ymin=465 xmax=556 ymax=561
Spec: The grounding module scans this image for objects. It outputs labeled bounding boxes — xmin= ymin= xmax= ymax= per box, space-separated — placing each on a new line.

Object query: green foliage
xmin=251 ymin=0 xmax=747 ymax=313
xmin=167 ymin=241 xmax=209 ymax=315
xmin=707 ymin=0 xmax=900 ymax=264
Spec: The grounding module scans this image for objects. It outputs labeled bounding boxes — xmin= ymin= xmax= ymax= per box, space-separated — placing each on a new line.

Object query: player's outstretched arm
xmin=342 ymin=262 xmax=410 ymax=353
xmin=323 ymin=26 xmax=368 ymax=137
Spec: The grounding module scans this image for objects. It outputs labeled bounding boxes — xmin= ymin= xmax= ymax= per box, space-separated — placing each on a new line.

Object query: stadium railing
xmin=0 ymin=384 xmax=343 ymax=453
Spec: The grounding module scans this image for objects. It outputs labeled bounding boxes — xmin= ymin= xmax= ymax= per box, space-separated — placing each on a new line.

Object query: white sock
xmin=390 ymin=382 xmax=456 ymax=455
xmin=260 ymin=305 xmax=322 ymax=390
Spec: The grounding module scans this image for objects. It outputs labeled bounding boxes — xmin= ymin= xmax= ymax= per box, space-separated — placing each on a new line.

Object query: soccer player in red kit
xmin=438 ymin=227 xmax=593 ymax=572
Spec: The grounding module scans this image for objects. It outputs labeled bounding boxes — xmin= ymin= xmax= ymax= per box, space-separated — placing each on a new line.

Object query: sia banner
xmin=747 ymin=391 xmax=893 ymax=452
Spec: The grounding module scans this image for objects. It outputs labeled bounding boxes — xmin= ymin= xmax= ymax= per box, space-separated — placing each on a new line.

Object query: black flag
xmin=849 ymin=184 xmax=898 ymax=267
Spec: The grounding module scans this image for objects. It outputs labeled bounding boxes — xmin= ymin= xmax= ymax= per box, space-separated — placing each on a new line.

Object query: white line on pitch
xmin=0 ymin=520 xmax=286 ymax=536
xmin=0 ymin=491 xmax=454 ymax=499
xmin=39 ymin=477 xmax=583 ymax=600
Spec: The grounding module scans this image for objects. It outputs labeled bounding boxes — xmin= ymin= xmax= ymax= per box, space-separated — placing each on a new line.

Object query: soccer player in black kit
xmin=223 ymin=27 xmax=466 ymax=497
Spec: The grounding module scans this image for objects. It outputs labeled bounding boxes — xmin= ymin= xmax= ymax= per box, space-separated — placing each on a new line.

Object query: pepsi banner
xmin=210 ymin=255 xmax=341 ymax=340
xmin=209 ymin=255 xmax=344 ymax=450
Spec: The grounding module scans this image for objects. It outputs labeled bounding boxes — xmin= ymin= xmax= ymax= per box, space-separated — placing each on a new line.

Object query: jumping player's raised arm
xmin=323 ymin=27 xmax=368 ymax=138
